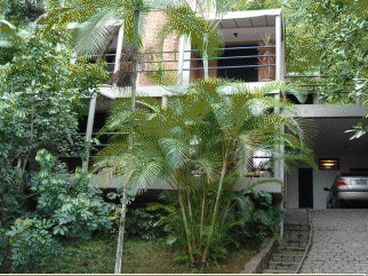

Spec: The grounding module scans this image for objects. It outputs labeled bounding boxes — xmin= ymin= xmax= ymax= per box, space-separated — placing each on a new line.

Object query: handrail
xmin=89 ymin=44 xmax=276 ymax=76
xmin=295 ymin=208 xmax=313 ymax=274
xmin=185 ymin=45 xmax=275 ymax=52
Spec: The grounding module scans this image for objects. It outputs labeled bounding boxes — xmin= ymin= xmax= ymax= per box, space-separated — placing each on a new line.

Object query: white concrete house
xmin=78 ymin=8 xmax=366 ymax=210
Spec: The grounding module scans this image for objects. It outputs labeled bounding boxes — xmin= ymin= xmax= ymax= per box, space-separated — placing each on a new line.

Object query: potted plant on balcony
xmin=258 ymin=35 xmax=275 ymax=82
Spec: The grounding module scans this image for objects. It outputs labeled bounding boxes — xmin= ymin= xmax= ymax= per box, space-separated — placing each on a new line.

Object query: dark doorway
xmin=298 ymin=168 xmax=313 ymax=208
xmin=217 ymin=44 xmax=258 ymax=82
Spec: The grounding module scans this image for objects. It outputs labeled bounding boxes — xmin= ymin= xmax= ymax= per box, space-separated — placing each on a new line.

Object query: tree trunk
xmin=114 ymin=188 xmax=128 ymax=274
xmin=178 ymin=189 xmax=195 ymax=264
xmin=114 ymin=10 xmax=140 ymax=274
xmin=201 ymin=148 xmax=228 ymax=265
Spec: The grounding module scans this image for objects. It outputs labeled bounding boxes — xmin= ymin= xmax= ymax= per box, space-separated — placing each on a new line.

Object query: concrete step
xmin=262 ymin=269 xmax=296 ymax=273
xmin=261 ymin=219 xmax=309 ymax=274
xmin=267 ymin=261 xmax=299 ymax=270
xmin=283 ymin=241 xmax=307 ymax=248
xmin=284 ymin=224 xmax=309 ymax=231
xmin=271 ymin=253 xmax=304 ymax=262
xmin=276 ymin=246 xmax=306 ymax=252
xmin=284 ymin=231 xmax=309 ymax=238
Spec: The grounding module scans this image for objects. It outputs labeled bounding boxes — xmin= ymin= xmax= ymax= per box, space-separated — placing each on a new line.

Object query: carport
xmin=287 ymin=117 xmax=368 ymax=209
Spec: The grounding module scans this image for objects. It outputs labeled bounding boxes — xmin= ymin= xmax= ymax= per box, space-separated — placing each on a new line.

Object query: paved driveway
xmin=301 ymin=209 xmax=368 ymax=273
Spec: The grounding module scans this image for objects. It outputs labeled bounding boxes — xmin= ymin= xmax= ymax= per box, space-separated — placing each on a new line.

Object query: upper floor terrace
xmin=91 ymin=9 xmax=285 ymax=100
xmin=285 ymin=75 xmax=368 ymax=118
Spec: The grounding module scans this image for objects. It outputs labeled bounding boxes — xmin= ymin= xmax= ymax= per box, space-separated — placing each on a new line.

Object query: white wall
xmin=287 ymin=154 xmax=368 ymax=209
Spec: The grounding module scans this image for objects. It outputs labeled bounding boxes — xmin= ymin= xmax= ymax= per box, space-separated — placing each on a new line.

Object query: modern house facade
xmin=80 ymin=7 xmax=367 ymax=210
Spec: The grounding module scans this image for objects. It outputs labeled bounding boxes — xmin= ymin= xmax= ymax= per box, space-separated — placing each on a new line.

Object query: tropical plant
xmin=0 ymin=27 xmax=107 ymax=228
xmin=6 ymin=217 xmax=60 ymax=271
xmin=2 ymin=149 xmax=113 ymax=271
xmin=95 ymin=79 xmax=313 ymax=268
xmin=229 ymin=190 xmax=284 ymax=246
xmin=0 ymin=26 xmax=109 ymax=271
xmin=125 ymin=207 xmax=170 ymax=240
xmin=31 ymin=149 xmax=113 ymax=240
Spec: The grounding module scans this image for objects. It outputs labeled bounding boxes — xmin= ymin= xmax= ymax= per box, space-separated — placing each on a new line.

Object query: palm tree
xmin=95 ymin=79 xmax=314 ymax=268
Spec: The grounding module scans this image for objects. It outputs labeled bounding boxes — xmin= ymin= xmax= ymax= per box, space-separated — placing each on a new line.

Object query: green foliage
xmin=165 ymin=5 xmax=223 ymax=58
xmin=284 ymin=0 xmax=368 ymax=101
xmin=0 ymin=28 xmax=107 ymax=228
xmin=0 ymin=226 xmax=7 ymax=267
xmin=1 ymin=0 xmax=45 ymax=26
xmin=232 ymin=0 xmax=281 ymax=11
xmin=31 ymin=149 xmax=113 ymax=240
xmin=6 ymin=217 xmax=60 ymax=271
xmin=230 ymin=190 xmax=284 ymax=245
xmin=125 ymin=207 xmax=170 ymax=240
xmin=2 ymin=150 xmax=113 ymax=271
xmin=0 ymin=163 xmax=23 ymax=227
xmin=30 ymin=237 xmax=256 ymax=273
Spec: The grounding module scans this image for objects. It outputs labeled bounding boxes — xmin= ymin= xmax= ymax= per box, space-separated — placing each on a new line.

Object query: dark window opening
xmin=217 ymin=45 xmax=259 ymax=82
xmin=286 ymin=92 xmax=314 ymax=104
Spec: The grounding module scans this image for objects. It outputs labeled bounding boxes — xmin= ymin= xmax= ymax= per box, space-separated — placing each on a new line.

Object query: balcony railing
xmin=91 ymin=45 xmax=277 ymax=85
xmin=287 ymin=75 xmax=365 ymax=105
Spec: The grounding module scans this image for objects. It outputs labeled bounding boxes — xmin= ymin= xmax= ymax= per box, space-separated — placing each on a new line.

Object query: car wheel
xmin=334 ymin=200 xmax=348 ymax=208
xmin=327 ymin=200 xmax=333 ymax=209
xmin=334 ymin=200 xmax=342 ymax=208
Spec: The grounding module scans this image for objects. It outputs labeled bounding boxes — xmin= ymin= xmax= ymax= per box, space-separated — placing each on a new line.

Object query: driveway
xmin=300 ymin=209 xmax=368 ymax=273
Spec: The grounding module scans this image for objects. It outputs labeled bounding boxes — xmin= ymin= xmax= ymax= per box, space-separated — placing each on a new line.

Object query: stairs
xmin=262 ymin=210 xmax=310 ymax=274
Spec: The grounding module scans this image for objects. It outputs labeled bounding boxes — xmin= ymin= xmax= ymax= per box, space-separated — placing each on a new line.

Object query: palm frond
xmin=75 ymin=8 xmax=116 ymax=55
xmin=159 ymin=138 xmax=190 ymax=168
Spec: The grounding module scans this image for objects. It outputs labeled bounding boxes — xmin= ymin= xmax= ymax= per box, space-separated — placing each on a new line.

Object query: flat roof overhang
xmin=284 ymin=104 xmax=368 ymax=118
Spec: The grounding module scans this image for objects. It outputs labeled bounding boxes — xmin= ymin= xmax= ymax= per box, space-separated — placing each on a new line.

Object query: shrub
xmin=31 ymin=149 xmax=113 ymax=239
xmin=0 ymin=226 xmax=7 ymax=268
xmin=6 ymin=218 xmax=60 ymax=271
xmin=230 ymin=190 xmax=284 ymax=246
xmin=125 ymin=204 xmax=173 ymax=240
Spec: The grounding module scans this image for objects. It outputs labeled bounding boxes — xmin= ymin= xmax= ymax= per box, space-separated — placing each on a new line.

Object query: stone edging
xmin=242 ymin=238 xmax=276 ymax=273
xmin=295 ymin=208 xmax=313 ymax=273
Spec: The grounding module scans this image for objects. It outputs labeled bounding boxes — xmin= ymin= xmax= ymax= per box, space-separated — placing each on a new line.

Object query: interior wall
xmin=287 ymin=154 xmax=368 ymax=209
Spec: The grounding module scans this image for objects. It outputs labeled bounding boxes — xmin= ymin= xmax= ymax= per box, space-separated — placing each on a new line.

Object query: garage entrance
xmin=287 ymin=117 xmax=368 ymax=209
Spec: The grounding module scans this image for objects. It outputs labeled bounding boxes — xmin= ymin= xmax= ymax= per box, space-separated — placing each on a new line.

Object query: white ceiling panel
xmin=235 ymin=18 xmax=253 ymax=28
xmin=220 ymin=19 xmax=238 ymax=28
xmin=250 ymin=16 xmax=268 ymax=27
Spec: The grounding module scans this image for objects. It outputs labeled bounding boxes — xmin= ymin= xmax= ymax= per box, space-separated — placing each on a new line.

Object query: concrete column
xmin=275 ymin=14 xmax=285 ymax=238
xmin=82 ymin=92 xmax=97 ymax=171
xmin=113 ymin=23 xmax=125 ymax=88
xmin=275 ymin=15 xmax=283 ymax=81
xmin=162 ymin=96 xmax=168 ymax=107
xmin=182 ymin=36 xmax=192 ymax=85
xmin=177 ymin=35 xmax=186 ymax=84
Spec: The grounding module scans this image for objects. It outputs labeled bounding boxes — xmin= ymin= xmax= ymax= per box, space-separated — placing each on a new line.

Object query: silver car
xmin=324 ymin=172 xmax=368 ymax=208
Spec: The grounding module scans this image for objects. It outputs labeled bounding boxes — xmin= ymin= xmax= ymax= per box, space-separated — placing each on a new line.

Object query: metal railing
xmin=90 ymin=45 xmax=276 ymax=83
xmin=286 ymin=75 xmax=363 ymax=105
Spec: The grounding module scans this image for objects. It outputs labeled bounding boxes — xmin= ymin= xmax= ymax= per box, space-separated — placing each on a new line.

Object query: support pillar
xmin=275 ymin=14 xmax=285 ymax=238
xmin=82 ymin=92 xmax=97 ymax=171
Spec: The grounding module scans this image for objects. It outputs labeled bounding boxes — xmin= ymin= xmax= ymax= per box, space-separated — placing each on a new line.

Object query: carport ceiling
xmin=218 ymin=16 xmax=276 ymax=29
xmin=311 ymin=118 xmax=368 ymax=155
xmin=218 ymin=14 xmax=277 ymax=43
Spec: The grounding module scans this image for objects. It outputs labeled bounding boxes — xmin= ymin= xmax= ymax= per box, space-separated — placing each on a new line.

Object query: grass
xmin=33 ymin=235 xmax=258 ymax=273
